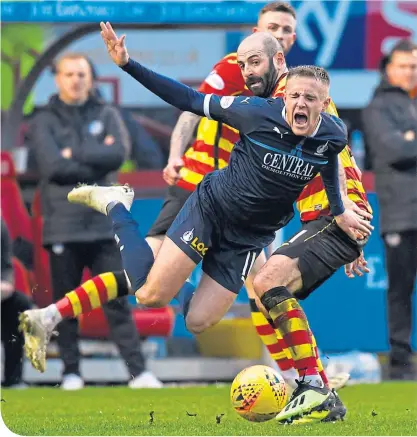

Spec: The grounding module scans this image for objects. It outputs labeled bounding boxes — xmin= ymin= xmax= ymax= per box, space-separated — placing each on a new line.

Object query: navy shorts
xmin=166 ymin=185 xmax=273 ymax=294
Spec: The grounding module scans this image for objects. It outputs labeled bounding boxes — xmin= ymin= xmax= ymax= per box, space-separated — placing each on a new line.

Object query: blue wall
xmin=131 ymin=194 xmax=416 ymax=353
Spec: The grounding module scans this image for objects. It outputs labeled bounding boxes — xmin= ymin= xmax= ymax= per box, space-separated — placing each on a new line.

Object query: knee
xmin=253 ymin=256 xmax=301 ymax=297
xmin=253 ymin=271 xmax=273 ymax=297
xmin=185 ymin=313 xmax=213 ymax=335
xmin=135 ymin=283 xmax=169 ymax=308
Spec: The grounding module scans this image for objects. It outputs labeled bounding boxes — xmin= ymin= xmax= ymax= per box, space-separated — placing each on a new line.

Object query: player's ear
xmin=252 ymin=26 xmax=259 ymax=34
xmin=322 ymin=96 xmax=331 ymax=111
xmin=274 ymin=52 xmax=285 ymax=69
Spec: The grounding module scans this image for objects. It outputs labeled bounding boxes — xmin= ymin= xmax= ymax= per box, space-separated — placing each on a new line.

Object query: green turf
xmin=1 ymin=383 xmax=416 ymax=435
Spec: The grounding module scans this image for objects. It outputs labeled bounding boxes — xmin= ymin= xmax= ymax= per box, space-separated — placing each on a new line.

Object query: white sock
xmin=303 ymin=373 xmax=324 ymax=388
xmin=44 ymin=304 xmax=63 ymax=330
xmin=280 ymin=368 xmax=298 ymax=382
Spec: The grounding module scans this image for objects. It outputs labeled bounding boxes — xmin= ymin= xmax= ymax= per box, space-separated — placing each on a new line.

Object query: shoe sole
xmin=321 ymin=404 xmax=347 ymax=423
xmin=18 ymin=313 xmax=46 ymax=373
xmin=68 ymin=185 xmax=133 ymax=214
xmin=67 ymin=186 xmax=95 ymax=208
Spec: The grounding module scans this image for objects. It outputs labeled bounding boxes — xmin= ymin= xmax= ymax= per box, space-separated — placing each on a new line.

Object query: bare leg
xmin=135 ymin=237 xmax=197 ymax=307
xmin=185 ymin=273 xmax=237 ymax=334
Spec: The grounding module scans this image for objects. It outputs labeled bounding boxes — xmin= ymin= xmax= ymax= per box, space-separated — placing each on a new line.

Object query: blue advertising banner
xmin=2 ymin=1 xmax=416 ymax=70
xmin=1 ymin=1 xmax=275 ymax=24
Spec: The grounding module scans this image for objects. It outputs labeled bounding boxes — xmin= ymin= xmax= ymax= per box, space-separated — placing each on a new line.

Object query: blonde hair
xmin=54 ymin=52 xmax=90 ymax=74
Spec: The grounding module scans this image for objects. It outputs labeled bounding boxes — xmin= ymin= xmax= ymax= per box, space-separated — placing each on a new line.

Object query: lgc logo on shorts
xmin=190 ymin=237 xmax=208 ymax=256
xmin=181 ymin=229 xmax=208 ymax=257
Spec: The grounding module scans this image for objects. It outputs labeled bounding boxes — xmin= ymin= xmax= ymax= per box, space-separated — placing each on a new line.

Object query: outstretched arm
xmin=100 ymin=22 xmax=264 ymax=134
xmin=122 ymin=57 xmax=208 ymax=116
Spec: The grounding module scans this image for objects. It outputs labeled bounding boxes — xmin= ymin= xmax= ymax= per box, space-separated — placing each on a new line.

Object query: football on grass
xmin=230 ymin=365 xmax=288 ymax=422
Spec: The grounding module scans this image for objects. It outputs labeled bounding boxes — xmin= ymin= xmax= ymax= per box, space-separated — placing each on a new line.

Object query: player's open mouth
xmin=294 ymin=113 xmax=308 ymax=126
xmin=249 ymin=80 xmax=263 ymax=90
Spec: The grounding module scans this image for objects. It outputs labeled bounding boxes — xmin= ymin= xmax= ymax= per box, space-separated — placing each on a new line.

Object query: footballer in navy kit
xmin=163 ymin=93 xmax=349 ymax=292
xmin=105 ymin=52 xmax=367 ymax=292
xmin=66 ymin=25 xmax=373 ymax=423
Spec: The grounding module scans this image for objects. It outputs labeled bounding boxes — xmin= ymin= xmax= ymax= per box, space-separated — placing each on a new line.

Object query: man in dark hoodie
xmin=31 ymin=52 xmax=162 ymax=389
xmin=363 ymin=40 xmax=417 ymax=380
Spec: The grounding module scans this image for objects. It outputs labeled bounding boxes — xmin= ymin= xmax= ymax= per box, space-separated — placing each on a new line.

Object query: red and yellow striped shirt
xmin=177 ymin=53 xmax=249 ymax=192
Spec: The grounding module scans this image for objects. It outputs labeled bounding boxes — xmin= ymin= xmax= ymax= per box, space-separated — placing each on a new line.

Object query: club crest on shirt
xmin=315 ymin=141 xmax=329 ymax=156
xmin=220 ymin=96 xmax=235 ymax=109
xmin=88 ymin=120 xmax=104 ymax=136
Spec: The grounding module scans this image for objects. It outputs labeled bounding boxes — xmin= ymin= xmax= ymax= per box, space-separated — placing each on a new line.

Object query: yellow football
xmin=230 ymin=365 xmax=288 ymax=422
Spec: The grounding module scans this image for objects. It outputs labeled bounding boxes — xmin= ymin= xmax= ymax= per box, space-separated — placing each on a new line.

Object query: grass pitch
xmin=1 ymin=382 xmax=416 ymax=435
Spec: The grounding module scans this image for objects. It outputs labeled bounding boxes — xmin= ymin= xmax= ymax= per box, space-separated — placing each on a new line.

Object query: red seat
xmin=1 ymin=151 xmax=35 ymax=293
xmin=0 ymin=151 xmax=33 ymax=243
xmin=79 ymin=306 xmax=175 ymax=338
xmin=12 ymin=257 xmax=32 ymax=299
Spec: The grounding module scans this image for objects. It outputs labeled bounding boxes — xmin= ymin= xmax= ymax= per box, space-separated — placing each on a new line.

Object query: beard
xmin=246 ymin=58 xmax=279 ymax=98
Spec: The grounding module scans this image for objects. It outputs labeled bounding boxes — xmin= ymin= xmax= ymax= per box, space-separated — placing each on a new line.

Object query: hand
xmin=345 ymin=251 xmax=370 ymax=278
xmin=342 ymin=197 xmax=372 ymax=220
xmin=104 ymin=135 xmax=115 ymax=146
xmin=61 ymin=147 xmax=72 ymax=159
xmin=100 ymin=21 xmax=129 ymax=67
xmin=342 ymin=198 xmax=373 ymax=240
xmin=163 ymin=157 xmax=184 ymax=186
xmin=1 ymin=280 xmax=14 ymax=301
xmin=335 ymin=208 xmax=374 ymax=240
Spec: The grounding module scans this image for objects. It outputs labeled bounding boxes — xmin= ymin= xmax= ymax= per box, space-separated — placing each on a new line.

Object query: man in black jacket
xmin=31 ymin=52 xmax=161 ymax=389
xmin=363 ymin=40 xmax=417 ymax=380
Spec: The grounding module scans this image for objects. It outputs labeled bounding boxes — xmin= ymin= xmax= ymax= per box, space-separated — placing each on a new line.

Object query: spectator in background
xmin=30 ymin=52 xmax=161 ymax=390
xmin=87 ymin=59 xmax=165 ymax=170
xmin=1 ymin=219 xmax=33 ymax=389
xmin=363 ymin=40 xmax=417 ymax=380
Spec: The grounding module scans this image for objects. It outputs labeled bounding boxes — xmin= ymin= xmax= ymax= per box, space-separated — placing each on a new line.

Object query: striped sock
xmin=261 ymin=286 xmax=323 ymax=387
xmin=312 ymin=332 xmax=329 ymax=388
xmin=249 ymin=298 xmax=294 ymax=371
xmin=56 ymin=271 xmax=129 ymax=318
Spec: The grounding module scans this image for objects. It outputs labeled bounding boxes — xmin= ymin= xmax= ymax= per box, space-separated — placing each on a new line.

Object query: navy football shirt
xmin=122 ymin=59 xmax=348 ymax=232
xmin=202 ymin=95 xmax=347 ymax=230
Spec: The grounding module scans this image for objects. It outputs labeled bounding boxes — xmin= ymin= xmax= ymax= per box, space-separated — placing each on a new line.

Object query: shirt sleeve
xmin=121 ymin=59 xmax=266 ymax=134
xmin=198 ymin=55 xmax=246 ymax=96
xmin=320 ymin=152 xmax=345 ymax=216
xmin=325 ymin=114 xmax=349 ymax=154
xmin=121 ymin=58 xmax=207 ymax=116
xmin=204 ymin=95 xmax=269 ymax=134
